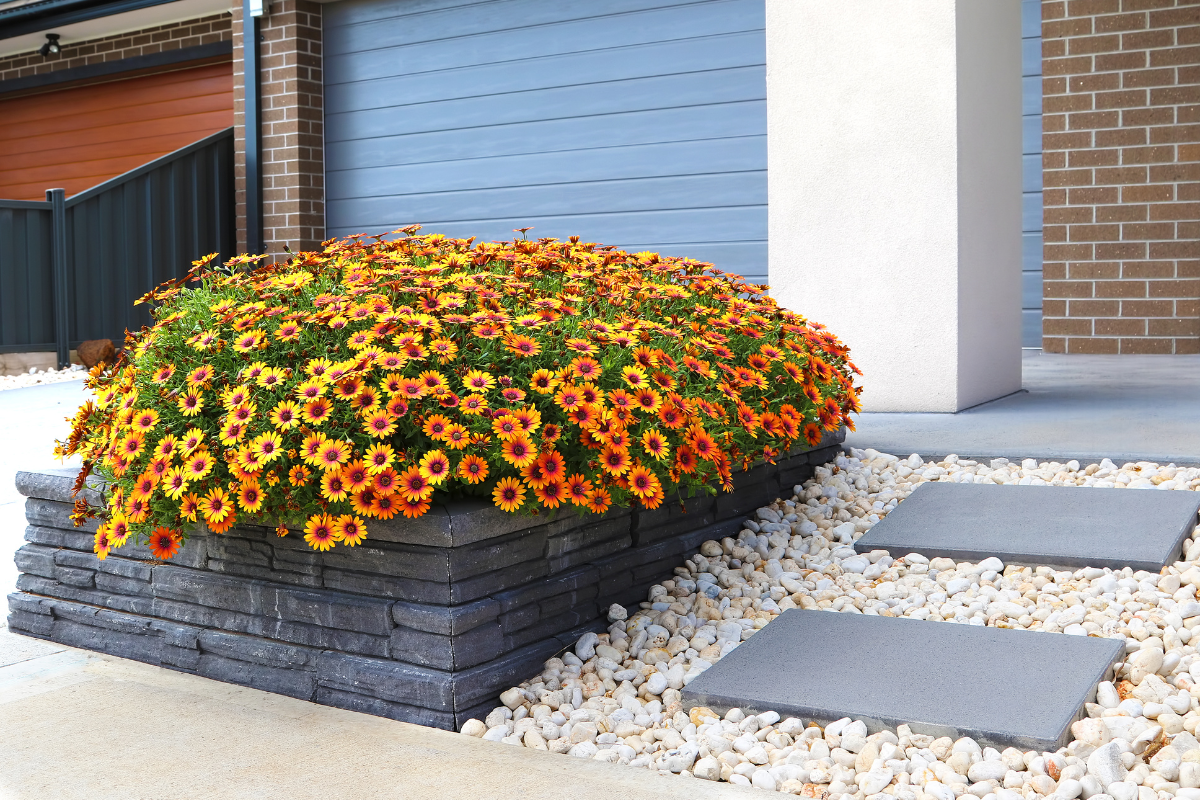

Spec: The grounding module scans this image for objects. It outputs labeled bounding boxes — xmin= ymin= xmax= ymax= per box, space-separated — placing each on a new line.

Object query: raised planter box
xmin=6 ymin=430 xmax=844 ymax=729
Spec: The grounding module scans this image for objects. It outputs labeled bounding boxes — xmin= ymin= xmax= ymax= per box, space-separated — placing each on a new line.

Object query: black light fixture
xmin=39 ymin=33 xmax=61 ymax=57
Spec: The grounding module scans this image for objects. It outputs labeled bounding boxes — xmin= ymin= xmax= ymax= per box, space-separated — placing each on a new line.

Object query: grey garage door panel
xmin=326 ymin=31 xmax=762 ymax=115
xmin=1023 ymin=153 xmax=1042 ymax=192
xmin=329 ymin=103 xmax=765 ymax=172
xmin=327 ymin=137 xmax=765 ymax=200
xmin=1022 ymin=310 xmax=1042 ymax=345
xmin=328 ymin=173 xmax=763 ymax=225
xmin=328 ymin=208 xmax=765 ymax=250
xmin=1022 ymin=76 xmax=1042 ymax=116
xmin=1023 ymin=270 xmax=1043 ymax=309
xmin=1023 ymin=192 xmax=1043 ymax=232
xmin=326 ymin=68 xmax=765 ymax=142
xmin=326 ymin=0 xmax=760 ymax=86
xmin=325 ymin=0 xmax=747 ymax=57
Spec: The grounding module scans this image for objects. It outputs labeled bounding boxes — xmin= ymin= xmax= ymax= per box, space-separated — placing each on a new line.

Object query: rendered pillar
xmin=767 ymin=0 xmax=1022 ymax=412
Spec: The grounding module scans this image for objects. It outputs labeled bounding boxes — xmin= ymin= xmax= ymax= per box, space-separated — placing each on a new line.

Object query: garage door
xmin=0 ymin=62 xmax=233 ymax=200
xmin=323 ymin=0 xmax=767 ymax=284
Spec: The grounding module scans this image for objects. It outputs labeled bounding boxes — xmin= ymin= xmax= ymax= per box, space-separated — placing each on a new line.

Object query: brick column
xmin=1041 ymin=0 xmax=1199 ymax=355
xmin=233 ymin=0 xmax=325 ymax=257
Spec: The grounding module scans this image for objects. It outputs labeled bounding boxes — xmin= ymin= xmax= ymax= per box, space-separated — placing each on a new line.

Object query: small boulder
xmin=77 ymin=338 xmax=115 ymax=368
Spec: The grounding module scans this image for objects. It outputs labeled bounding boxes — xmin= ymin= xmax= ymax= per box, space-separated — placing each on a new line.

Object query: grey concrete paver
xmin=681 ymin=609 xmax=1124 ymax=750
xmin=847 ymin=352 xmax=1200 ymax=464
xmin=853 ymin=482 xmax=1200 ymax=570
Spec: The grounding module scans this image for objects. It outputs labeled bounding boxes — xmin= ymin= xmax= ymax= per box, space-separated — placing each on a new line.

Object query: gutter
xmin=243 ymin=0 xmax=263 ymax=254
xmin=0 ymin=0 xmax=180 ymax=39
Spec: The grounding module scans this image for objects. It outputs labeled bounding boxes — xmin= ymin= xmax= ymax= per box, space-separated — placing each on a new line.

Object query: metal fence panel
xmin=0 ymin=200 xmax=56 ymax=352
xmin=64 ymin=128 xmax=235 ymax=346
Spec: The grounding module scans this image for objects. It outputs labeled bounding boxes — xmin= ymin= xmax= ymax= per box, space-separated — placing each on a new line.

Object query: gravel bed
xmin=0 ymin=365 xmax=86 ymax=391
xmin=461 ymin=448 xmax=1200 ymax=798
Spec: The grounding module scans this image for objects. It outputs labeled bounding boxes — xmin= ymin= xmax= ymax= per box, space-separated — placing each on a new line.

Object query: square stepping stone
xmin=682 ymin=610 xmax=1124 ymax=750
xmin=854 ymin=482 xmax=1200 ymax=571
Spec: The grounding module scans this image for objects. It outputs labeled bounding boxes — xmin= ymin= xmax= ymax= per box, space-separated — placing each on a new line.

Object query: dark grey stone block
xmin=390 ymin=597 xmax=498 ymax=636
xmin=449 ymin=637 xmax=565 ymax=712
xmin=54 ymin=565 xmax=96 ymax=588
xmin=197 ymin=653 xmax=316 ymax=700
xmin=153 ymin=566 xmax=270 ymax=615
xmin=389 ymin=620 xmax=502 ymax=670
xmin=316 ymin=651 xmax=454 ymax=710
xmin=198 ymin=629 xmax=319 ymax=668
xmin=491 ymin=566 xmax=598 ymax=614
xmin=13 ymin=544 xmax=57 ymax=578
xmin=150 ymin=620 xmax=202 ymax=650
xmin=682 ymin=610 xmax=1124 ymax=750
xmin=23 ymin=523 xmax=95 ymax=552
xmin=633 ymin=494 xmax=717 ymax=546
xmin=8 ymin=609 xmax=54 ymax=636
xmin=315 ymin=687 xmax=456 ymax=729
xmin=270 ymin=585 xmax=393 ymax=636
xmin=715 ymin=461 xmax=782 ymax=520
xmin=25 ymin=497 xmax=101 ymax=533
xmin=323 ymin=567 xmax=450 ymax=605
xmin=448 ymin=528 xmax=548 ymax=581
xmin=95 ymin=572 xmax=153 ymax=598
xmin=854 ymin=482 xmax=1200 ymax=571
xmin=51 ymin=619 xmax=165 ymax=665
xmin=449 ymin=558 xmax=549 ymax=604
xmin=161 ymin=644 xmax=201 ymax=671
xmin=16 ymin=467 xmax=104 ymax=505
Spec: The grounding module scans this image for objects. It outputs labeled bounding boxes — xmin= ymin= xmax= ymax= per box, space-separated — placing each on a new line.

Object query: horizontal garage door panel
xmin=326 ymin=0 xmax=751 ymax=55
xmin=324 ymin=0 xmax=766 ymax=281
xmin=326 ymin=30 xmax=762 ymax=115
xmin=333 ymin=101 xmax=764 ymax=172
xmin=330 ymin=172 xmax=763 ymax=228
xmin=327 ymin=67 xmax=765 ymax=142
xmin=328 ymin=136 xmax=763 ymax=200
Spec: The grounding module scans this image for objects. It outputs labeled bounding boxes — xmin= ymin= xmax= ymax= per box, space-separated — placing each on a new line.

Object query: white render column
xmin=766 ymin=0 xmax=1022 ymax=412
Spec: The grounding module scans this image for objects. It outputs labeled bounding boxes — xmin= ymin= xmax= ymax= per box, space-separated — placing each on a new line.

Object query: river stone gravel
xmin=461 ymin=448 xmax=1200 ymax=798
xmin=0 ymin=365 xmax=86 ymax=390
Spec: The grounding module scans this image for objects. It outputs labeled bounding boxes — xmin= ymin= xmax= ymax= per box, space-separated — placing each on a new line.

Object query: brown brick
xmin=1044 ymin=317 xmax=1095 ymax=336
xmin=1093 ymin=166 xmax=1148 ymax=184
xmin=1045 ymin=224 xmax=1069 ymax=243
xmin=1070 ymin=72 xmax=1121 ymax=93
xmin=1069 ymin=0 xmax=1121 ymax=16
xmin=1121 ymin=299 xmax=1175 ymax=316
xmin=1042 ymin=336 xmax=1069 ymax=353
xmin=1122 ymin=68 xmax=1177 ymax=88
xmin=1180 ymin=262 xmax=1200 ymax=278
xmin=1044 ymin=151 xmax=1069 ymax=170
xmin=1122 ymin=222 xmax=1177 ymax=240
xmin=1069 ymin=223 xmax=1123 ymax=241
xmin=1070 ymin=298 xmax=1123 ymax=315
xmin=1046 ymin=55 xmax=1098 ymax=75
xmin=1095 ymin=11 xmax=1148 ymax=32
xmin=1121 ymin=145 xmax=1177 ymax=164
xmin=1121 ymin=184 xmax=1174 ymax=202
xmin=1122 ymin=261 xmax=1177 ymax=278
xmin=1095 ymin=50 xmax=1147 ymax=70
xmin=1148 ymin=7 xmax=1200 ymax=29
xmin=1096 ymin=242 xmax=1148 ymax=259
xmin=1120 ymin=337 xmax=1175 ymax=353
xmin=1094 ymin=317 xmax=1147 ymax=336
xmin=1047 ymin=17 xmax=1096 ymax=37
xmin=1048 ymin=206 xmax=1097 ymax=224
xmin=1047 ymin=93 xmax=1097 ymax=113
xmin=1068 ymin=186 xmax=1121 ymax=204
xmin=1181 ymin=144 xmax=1200 ymax=162
xmin=1149 ymin=202 xmax=1200 ymax=221
xmin=1094 ymin=280 xmax=1148 ymax=297
xmin=1122 ymin=106 xmax=1176 ymax=127
xmin=1044 ymin=38 xmax=1069 ymax=59
xmin=1151 ymin=86 xmax=1200 ymax=106
xmin=1044 ymin=264 xmax=1069 ymax=282
xmin=1149 ymin=279 xmax=1200 ymax=298
xmin=1070 ymin=110 xmax=1124 ymax=129
xmin=1046 ymin=168 xmax=1097 ymax=187
xmin=1148 ymin=318 xmax=1200 ymax=337
xmin=1149 ymin=241 xmax=1199 ymax=259
xmin=1123 ymin=28 xmax=1176 ymax=50
xmin=1069 ymin=337 xmax=1121 ymax=353
xmin=1151 ymin=45 xmax=1200 ymax=67
xmin=1045 ymin=131 xmax=1096 ymax=150
xmin=1069 ymin=148 xmax=1121 ymax=166
xmin=1046 ymin=243 xmax=1098 ymax=261
xmin=1044 ymin=299 xmax=1069 ymax=317
xmin=1095 ymin=89 xmax=1149 ymax=109
xmin=1176 ymin=338 xmax=1200 ymax=354
xmin=1045 ymin=280 xmax=1097 ymax=298
xmin=1096 ymin=203 xmax=1148 ymax=222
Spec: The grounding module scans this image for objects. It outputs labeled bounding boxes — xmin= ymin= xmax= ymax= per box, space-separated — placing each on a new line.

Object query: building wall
xmin=0 ymin=14 xmax=231 ymax=82
xmin=1041 ymin=0 xmax=1199 ymax=355
xmin=232 ymin=0 xmax=325 ymax=257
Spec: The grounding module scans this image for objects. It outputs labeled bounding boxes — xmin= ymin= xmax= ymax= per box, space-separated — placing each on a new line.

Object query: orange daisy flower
xmin=418 ymin=450 xmax=451 ymax=484
xmin=131 ymin=409 xmax=159 ymax=433
xmin=626 ymin=465 xmax=662 ymax=502
xmin=302 ymin=397 xmax=333 ymax=426
xmin=457 ymin=455 xmax=489 ymax=484
xmin=148 ymin=527 xmax=181 ymax=560
xmin=397 ymin=466 xmax=433 ymax=501
xmin=641 ymin=429 xmax=669 ymax=460
xmin=533 ymin=479 xmax=566 ymax=509
xmin=199 ymin=487 xmax=233 ymax=526
xmin=565 ymin=474 xmax=592 ymax=506
xmin=372 ymin=467 xmax=399 ymax=496
xmin=492 ymin=477 xmax=526 ymax=512
xmin=178 ymin=390 xmax=204 ymax=416
xmin=397 ymin=494 xmax=431 ymax=519
xmin=334 ymin=514 xmax=367 ymax=546
xmin=364 ymin=444 xmax=394 ymax=474
xmin=321 ymin=470 xmax=350 ymax=502
xmin=303 ymin=513 xmax=340 ymax=551
xmin=369 ymin=492 xmax=401 ymax=520
xmin=315 ymin=439 xmax=350 ymax=472
xmin=179 ymin=493 xmax=202 ymax=521
xmin=238 ymin=481 xmax=265 ymax=513
xmin=500 ymin=435 xmax=536 ymax=468
xmin=585 ymin=487 xmax=612 ymax=514
xmin=599 ymin=445 xmax=631 ymax=476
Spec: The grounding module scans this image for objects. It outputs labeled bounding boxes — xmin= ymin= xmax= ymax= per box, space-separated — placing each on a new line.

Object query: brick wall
xmin=232 ymin=0 xmax=325 ymax=257
xmin=0 ymin=14 xmax=231 ymax=83
xmin=1041 ymin=0 xmax=1200 ymax=355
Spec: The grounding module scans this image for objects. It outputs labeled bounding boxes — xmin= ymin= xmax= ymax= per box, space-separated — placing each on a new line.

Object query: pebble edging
xmin=0 ymin=365 xmax=86 ymax=390
xmin=461 ymin=449 xmax=1200 ymax=798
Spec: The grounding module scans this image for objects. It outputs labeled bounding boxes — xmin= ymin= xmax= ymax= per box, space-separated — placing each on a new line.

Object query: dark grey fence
xmin=0 ymin=128 xmax=235 ymax=367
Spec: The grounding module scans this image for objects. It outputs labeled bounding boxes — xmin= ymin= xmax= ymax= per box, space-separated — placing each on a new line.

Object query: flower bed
xmin=57 ymin=231 xmax=859 ymax=560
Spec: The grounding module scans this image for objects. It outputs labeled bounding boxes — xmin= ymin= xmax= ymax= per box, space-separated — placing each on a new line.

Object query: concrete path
xmin=847 ymin=351 xmax=1200 ymax=465
xmin=0 ymin=628 xmax=753 ymax=800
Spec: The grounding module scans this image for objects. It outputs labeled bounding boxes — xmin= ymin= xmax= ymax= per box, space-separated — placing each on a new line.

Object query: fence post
xmin=47 ymin=188 xmax=69 ymax=369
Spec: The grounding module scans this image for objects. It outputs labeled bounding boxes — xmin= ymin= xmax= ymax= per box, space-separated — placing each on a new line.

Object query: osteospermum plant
xmin=58 ymin=228 xmax=861 ymax=560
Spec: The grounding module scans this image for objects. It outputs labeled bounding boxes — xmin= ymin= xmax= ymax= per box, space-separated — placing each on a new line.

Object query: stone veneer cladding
xmin=6 ymin=433 xmax=843 ymax=729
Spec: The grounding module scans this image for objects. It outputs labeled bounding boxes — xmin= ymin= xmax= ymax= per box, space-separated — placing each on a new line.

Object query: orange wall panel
xmin=0 ymin=62 xmax=233 ymax=200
